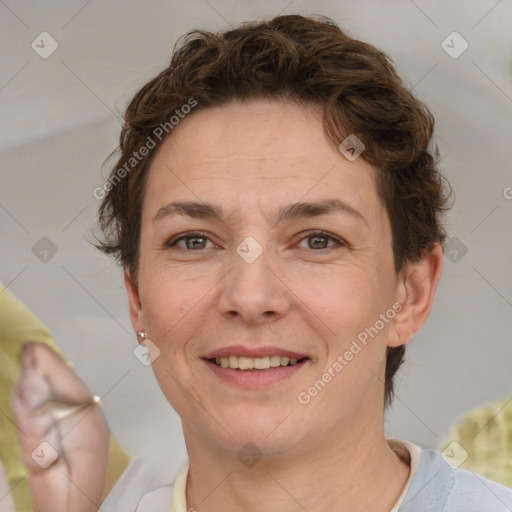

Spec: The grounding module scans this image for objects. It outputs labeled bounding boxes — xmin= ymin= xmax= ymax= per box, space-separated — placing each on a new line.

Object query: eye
xmin=297 ymin=231 xmax=345 ymax=250
xmin=166 ymin=230 xmax=345 ymax=252
xmin=166 ymin=232 xmax=215 ymax=250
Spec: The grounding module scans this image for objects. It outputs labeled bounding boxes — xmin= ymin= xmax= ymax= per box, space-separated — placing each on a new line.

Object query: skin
xmin=124 ymin=99 xmax=444 ymax=511
xmin=12 ymin=98 xmax=443 ymax=511
xmin=12 ymin=343 xmax=109 ymax=512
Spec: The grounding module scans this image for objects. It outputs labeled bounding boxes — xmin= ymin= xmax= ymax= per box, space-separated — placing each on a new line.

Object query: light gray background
xmin=1 ymin=0 xmax=511 ymax=478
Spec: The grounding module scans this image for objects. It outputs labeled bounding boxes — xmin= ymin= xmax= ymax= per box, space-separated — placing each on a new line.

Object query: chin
xmin=204 ymin=408 xmax=306 ymax=456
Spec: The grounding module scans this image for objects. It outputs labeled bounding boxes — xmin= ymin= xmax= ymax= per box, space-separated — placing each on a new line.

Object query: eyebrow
xmin=152 ymin=198 xmax=366 ymax=225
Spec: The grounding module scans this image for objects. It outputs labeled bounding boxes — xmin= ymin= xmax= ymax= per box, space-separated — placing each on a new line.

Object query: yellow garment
xmin=441 ymin=397 xmax=512 ymax=488
xmin=0 ymin=285 xmax=131 ymax=510
xmin=170 ymin=460 xmax=189 ymax=512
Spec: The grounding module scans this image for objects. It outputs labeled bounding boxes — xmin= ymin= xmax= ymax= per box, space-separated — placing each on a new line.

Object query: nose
xmin=218 ymin=238 xmax=292 ymax=325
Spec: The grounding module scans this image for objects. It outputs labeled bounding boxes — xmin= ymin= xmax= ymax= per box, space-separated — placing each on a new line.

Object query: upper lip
xmin=203 ymin=345 xmax=309 ymax=360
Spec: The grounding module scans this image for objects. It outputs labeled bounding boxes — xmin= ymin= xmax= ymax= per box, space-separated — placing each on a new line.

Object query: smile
xmin=207 ymin=355 xmax=308 ymax=370
xmin=203 ymin=355 xmax=310 ymax=389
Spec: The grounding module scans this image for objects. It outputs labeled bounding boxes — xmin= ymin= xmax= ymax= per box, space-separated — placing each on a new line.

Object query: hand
xmin=0 ymin=457 xmax=16 ymax=512
xmin=11 ymin=343 xmax=109 ymax=512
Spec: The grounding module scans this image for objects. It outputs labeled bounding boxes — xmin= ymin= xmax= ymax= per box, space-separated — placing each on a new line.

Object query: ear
xmin=387 ymin=243 xmax=444 ymax=348
xmin=124 ymin=269 xmax=145 ymax=338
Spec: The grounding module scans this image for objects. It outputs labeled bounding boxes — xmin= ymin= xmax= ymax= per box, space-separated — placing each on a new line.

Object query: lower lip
xmin=203 ymin=359 xmax=308 ymax=388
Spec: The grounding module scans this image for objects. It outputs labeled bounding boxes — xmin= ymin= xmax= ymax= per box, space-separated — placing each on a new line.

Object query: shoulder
xmin=402 ymin=446 xmax=512 ymax=511
xmin=100 ymin=457 xmax=178 ymax=512
xmin=445 ymin=462 xmax=512 ymax=511
xmin=441 ymin=397 xmax=512 ymax=488
xmin=135 ymin=485 xmax=175 ymax=512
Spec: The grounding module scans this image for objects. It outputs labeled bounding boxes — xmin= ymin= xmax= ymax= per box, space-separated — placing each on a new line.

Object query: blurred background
xmin=1 ymin=0 xmax=511 ymax=478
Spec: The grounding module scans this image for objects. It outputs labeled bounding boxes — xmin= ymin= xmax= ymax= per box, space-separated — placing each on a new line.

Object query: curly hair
xmin=96 ymin=14 xmax=452 ymax=407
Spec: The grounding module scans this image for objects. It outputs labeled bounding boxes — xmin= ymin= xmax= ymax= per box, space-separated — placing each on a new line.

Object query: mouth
xmin=205 ymin=355 xmax=310 ymax=371
xmin=202 ymin=346 xmax=311 ymax=387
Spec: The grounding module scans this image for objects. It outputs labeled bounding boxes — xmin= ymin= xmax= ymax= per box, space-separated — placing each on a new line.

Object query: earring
xmin=137 ymin=331 xmax=148 ymax=343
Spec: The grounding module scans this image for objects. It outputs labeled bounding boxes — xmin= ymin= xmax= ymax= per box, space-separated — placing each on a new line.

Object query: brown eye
xmin=184 ymin=236 xmax=207 ymax=250
xmin=308 ymin=235 xmax=329 ymax=249
xmin=298 ymin=231 xmax=344 ymax=250
xmin=167 ymin=232 xmax=213 ymax=250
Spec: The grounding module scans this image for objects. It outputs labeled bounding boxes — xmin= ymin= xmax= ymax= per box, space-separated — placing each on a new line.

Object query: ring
xmin=33 ymin=395 xmax=102 ymax=421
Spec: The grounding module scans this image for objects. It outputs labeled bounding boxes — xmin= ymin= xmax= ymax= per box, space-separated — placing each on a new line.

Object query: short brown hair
xmin=96 ymin=14 xmax=451 ymax=407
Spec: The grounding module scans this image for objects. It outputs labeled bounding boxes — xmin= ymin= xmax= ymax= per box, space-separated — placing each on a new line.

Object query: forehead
xmin=143 ymin=99 xmax=382 ymax=224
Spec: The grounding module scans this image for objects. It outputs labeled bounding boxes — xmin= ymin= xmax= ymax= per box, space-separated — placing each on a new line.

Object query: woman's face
xmin=126 ymin=99 xmax=404 ymax=455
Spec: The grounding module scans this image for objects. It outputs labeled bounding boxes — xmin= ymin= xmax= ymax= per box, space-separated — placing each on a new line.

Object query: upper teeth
xmin=213 ymin=355 xmax=300 ymax=370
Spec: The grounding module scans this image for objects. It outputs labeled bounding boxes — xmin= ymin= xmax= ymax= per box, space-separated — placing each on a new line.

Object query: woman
xmin=12 ymin=13 xmax=512 ymax=511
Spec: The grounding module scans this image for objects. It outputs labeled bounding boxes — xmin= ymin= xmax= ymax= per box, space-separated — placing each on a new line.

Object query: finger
xmin=12 ymin=343 xmax=110 ymax=511
xmin=11 ymin=343 xmax=104 ymax=474
xmin=22 ymin=343 xmax=92 ymax=404
xmin=11 ymin=350 xmax=56 ymax=457
xmin=0 ymin=458 xmax=17 ymax=512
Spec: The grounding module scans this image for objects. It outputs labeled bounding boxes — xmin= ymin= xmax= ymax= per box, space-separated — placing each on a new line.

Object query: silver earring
xmin=137 ymin=331 xmax=148 ymax=342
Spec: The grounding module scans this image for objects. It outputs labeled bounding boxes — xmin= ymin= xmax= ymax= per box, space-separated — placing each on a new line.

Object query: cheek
xmin=139 ymin=263 xmax=213 ymax=352
xmin=292 ymin=264 xmax=382 ymax=338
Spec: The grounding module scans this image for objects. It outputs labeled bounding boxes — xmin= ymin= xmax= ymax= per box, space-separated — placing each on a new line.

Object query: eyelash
xmin=166 ymin=231 xmax=346 ymax=252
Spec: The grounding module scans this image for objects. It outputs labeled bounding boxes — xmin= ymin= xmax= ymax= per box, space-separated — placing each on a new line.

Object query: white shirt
xmin=102 ymin=438 xmax=422 ymax=512
xmin=102 ymin=437 xmax=512 ymax=511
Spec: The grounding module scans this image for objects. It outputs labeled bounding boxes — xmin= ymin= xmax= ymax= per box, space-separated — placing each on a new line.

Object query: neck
xmin=183 ymin=420 xmax=410 ymax=512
